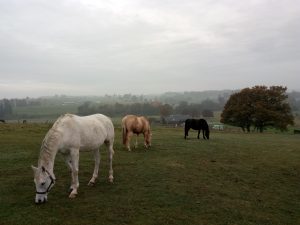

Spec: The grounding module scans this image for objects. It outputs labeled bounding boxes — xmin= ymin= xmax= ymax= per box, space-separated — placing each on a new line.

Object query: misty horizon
xmin=2 ymin=87 xmax=300 ymax=101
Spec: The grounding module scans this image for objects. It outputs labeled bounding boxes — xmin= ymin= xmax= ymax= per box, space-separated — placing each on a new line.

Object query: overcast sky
xmin=0 ymin=0 xmax=299 ymax=98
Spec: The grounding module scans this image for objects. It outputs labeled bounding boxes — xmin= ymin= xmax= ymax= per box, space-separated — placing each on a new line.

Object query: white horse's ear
xmin=31 ymin=165 xmax=38 ymax=173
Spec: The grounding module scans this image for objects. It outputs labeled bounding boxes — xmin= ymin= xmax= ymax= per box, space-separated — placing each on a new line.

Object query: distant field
xmin=12 ymin=104 xmax=79 ymax=120
xmin=0 ymin=123 xmax=299 ymax=225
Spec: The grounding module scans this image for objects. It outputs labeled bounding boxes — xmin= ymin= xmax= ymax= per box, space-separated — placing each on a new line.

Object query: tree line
xmin=1 ymin=88 xmax=300 ymax=127
xmin=77 ymin=100 xmax=221 ymax=118
xmin=0 ymin=99 xmax=12 ymax=118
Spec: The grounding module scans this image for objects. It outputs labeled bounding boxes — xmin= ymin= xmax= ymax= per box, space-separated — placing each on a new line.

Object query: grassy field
xmin=0 ymin=123 xmax=299 ymax=225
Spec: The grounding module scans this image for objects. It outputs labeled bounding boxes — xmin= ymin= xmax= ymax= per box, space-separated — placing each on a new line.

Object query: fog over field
xmin=0 ymin=0 xmax=299 ymax=98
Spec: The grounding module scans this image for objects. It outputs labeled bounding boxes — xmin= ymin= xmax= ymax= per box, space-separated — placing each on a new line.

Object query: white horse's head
xmin=31 ymin=166 xmax=55 ymax=204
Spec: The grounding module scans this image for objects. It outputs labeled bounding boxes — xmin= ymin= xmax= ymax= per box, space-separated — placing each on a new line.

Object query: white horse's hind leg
xmin=108 ymin=142 xmax=114 ymax=183
xmin=88 ymin=149 xmax=100 ymax=186
xmin=69 ymin=148 xmax=80 ymax=199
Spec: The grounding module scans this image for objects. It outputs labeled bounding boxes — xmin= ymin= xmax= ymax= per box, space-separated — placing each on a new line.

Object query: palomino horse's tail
xmin=122 ymin=125 xmax=127 ymax=145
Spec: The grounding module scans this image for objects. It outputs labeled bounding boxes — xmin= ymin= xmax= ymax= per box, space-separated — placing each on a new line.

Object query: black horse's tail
xmin=184 ymin=119 xmax=190 ymax=139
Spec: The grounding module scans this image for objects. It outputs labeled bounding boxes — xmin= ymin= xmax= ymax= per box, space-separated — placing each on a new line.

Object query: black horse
xmin=184 ymin=119 xmax=209 ymax=140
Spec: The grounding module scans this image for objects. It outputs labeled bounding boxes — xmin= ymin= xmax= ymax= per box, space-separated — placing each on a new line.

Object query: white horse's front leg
xmin=88 ymin=149 xmax=100 ymax=186
xmin=63 ymin=153 xmax=72 ymax=171
xmin=69 ymin=149 xmax=79 ymax=199
xmin=108 ymin=143 xmax=114 ymax=183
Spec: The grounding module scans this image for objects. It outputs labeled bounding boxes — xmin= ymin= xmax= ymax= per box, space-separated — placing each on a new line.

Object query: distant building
xmin=163 ymin=114 xmax=189 ymax=126
xmin=212 ymin=124 xmax=224 ymax=130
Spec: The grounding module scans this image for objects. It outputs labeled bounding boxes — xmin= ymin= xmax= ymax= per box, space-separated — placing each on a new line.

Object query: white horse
xmin=32 ymin=114 xmax=115 ymax=204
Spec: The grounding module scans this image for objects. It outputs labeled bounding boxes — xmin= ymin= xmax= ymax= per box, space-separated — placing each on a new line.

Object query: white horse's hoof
xmin=69 ymin=193 xmax=77 ymax=199
xmin=69 ymin=189 xmax=78 ymax=198
xmin=88 ymin=181 xmax=95 ymax=186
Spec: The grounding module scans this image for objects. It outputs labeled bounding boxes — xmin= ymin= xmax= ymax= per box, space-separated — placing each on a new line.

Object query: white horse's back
xmin=51 ymin=114 xmax=114 ymax=152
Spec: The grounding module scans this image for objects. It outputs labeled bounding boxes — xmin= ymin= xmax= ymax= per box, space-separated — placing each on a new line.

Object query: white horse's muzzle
xmin=35 ymin=193 xmax=48 ymax=204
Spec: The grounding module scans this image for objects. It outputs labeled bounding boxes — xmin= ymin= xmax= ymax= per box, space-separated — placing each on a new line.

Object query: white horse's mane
xmin=38 ymin=114 xmax=71 ymax=166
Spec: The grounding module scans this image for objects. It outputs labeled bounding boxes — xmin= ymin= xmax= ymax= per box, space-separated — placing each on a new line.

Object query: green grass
xmin=0 ymin=123 xmax=300 ymax=225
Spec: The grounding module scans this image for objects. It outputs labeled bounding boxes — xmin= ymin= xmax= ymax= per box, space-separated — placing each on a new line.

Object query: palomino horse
xmin=184 ymin=118 xmax=210 ymax=140
xmin=32 ymin=114 xmax=115 ymax=204
xmin=121 ymin=115 xmax=151 ymax=151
